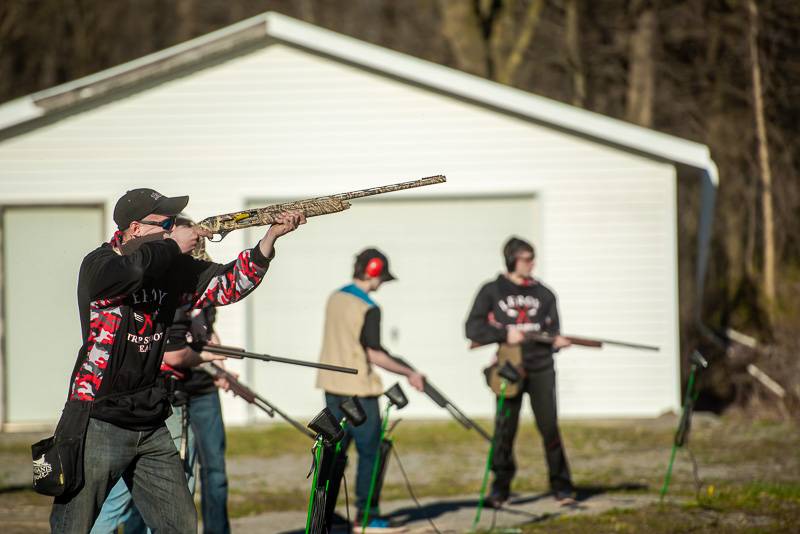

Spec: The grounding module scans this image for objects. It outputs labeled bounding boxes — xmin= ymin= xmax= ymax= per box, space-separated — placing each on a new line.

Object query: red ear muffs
xmin=365 ymin=257 xmax=384 ymax=278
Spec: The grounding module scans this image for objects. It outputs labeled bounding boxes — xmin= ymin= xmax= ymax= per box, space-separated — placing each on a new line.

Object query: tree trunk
xmin=437 ymin=0 xmax=489 ymax=78
xmin=298 ymin=0 xmax=316 ymax=24
xmin=626 ymin=1 xmax=656 ymax=127
xmin=565 ymin=0 xmax=586 ymax=107
xmin=492 ymin=0 xmax=545 ymax=85
xmin=747 ymin=0 xmax=776 ymax=309
xmin=175 ymin=0 xmax=198 ymax=43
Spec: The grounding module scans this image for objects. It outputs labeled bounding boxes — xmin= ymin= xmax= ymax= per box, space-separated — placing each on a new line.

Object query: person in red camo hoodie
xmin=50 ymin=188 xmax=305 ymax=533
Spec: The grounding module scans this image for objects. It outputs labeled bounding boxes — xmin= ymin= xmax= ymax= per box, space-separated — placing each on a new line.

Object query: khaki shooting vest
xmin=316 ymin=290 xmax=383 ymax=397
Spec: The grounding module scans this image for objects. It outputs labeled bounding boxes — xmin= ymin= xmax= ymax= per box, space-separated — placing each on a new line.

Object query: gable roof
xmin=0 ymin=12 xmax=717 ymax=185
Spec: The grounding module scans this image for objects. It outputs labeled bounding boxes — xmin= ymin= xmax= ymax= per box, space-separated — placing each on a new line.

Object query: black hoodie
xmin=465 ymin=275 xmax=561 ymax=373
xmin=70 ymin=236 xmax=271 ymax=430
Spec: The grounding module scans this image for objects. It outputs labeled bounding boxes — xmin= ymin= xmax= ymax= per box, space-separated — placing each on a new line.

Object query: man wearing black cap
xmin=316 ymin=248 xmax=423 ymax=530
xmin=50 ymin=188 xmax=305 ymax=533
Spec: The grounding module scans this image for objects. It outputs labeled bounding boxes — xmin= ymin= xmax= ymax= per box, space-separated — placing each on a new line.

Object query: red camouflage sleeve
xmin=182 ymin=247 xmax=272 ymax=309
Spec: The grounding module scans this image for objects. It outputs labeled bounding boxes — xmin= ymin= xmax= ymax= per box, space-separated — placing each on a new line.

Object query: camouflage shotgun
xmin=197 ymin=175 xmax=446 ymax=241
xmin=118 ymin=175 xmax=446 ymax=254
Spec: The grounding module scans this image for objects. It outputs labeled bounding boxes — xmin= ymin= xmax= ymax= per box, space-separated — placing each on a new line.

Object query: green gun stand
xmin=361 ymin=383 xmax=408 ymax=532
xmin=321 ymin=439 xmax=349 ymax=531
xmin=305 ymin=408 xmax=346 ymax=534
xmin=306 ymin=437 xmax=328 ymax=534
xmin=322 ymin=398 xmax=368 ymax=531
xmin=660 ymin=350 xmax=708 ymax=501
xmin=472 ymin=362 xmax=521 ymax=531
xmin=305 ymin=398 xmax=367 ymax=534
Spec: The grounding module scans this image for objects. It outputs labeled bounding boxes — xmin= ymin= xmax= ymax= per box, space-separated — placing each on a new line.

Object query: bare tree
xmin=564 ymin=0 xmax=585 ymax=107
xmin=626 ymin=0 xmax=656 ymax=127
xmin=437 ymin=0 xmax=489 ymax=77
xmin=491 ymin=0 xmax=545 ymax=85
xmin=437 ymin=0 xmax=546 ymax=86
xmin=747 ymin=0 xmax=776 ymax=310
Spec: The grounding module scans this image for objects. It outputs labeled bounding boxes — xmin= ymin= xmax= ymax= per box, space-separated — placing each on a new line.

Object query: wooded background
xmin=1 ymin=0 xmax=798 ymax=416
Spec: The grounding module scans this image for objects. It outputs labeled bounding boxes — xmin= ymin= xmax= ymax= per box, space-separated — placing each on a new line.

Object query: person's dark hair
xmin=353 ymin=258 xmax=368 ymax=280
xmin=503 ymin=237 xmax=535 ymax=272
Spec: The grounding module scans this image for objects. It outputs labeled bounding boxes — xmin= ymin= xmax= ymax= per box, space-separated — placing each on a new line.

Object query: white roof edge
xmin=265 ymin=12 xmax=718 ymax=185
xmin=30 ymin=13 xmax=270 ymax=102
xmin=0 ymin=13 xmax=270 ymax=131
xmin=0 ymin=97 xmax=44 ymax=130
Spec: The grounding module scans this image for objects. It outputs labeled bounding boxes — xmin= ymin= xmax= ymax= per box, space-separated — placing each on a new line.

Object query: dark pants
xmin=189 ymin=391 xmax=230 ymax=534
xmin=50 ymin=417 xmax=196 ymax=534
xmin=491 ymin=368 xmax=573 ymax=494
xmin=324 ymin=393 xmax=382 ymax=516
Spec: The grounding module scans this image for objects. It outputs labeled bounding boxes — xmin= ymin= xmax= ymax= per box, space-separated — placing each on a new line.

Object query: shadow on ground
xmin=274 ymin=482 xmax=649 ymax=533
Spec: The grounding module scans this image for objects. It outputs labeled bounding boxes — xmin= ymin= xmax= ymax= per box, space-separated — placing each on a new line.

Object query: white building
xmin=0 ymin=13 xmax=717 ymax=430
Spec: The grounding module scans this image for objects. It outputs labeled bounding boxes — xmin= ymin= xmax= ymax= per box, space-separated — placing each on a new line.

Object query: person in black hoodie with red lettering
xmin=465 ymin=237 xmax=575 ymax=509
xmin=50 ymin=188 xmax=305 ymax=533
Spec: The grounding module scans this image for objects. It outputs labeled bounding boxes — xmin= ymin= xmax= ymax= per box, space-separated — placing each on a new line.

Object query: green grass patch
xmin=693 ymin=482 xmax=800 ymax=513
xmin=518 ymin=483 xmax=800 ymax=533
xmin=228 ymin=488 xmax=309 ymax=517
xmin=0 ymin=442 xmax=36 ymax=455
xmin=226 ymin=423 xmax=314 ymax=457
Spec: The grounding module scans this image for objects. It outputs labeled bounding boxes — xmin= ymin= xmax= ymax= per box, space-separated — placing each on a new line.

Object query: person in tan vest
xmin=316 ymin=248 xmax=423 ymax=530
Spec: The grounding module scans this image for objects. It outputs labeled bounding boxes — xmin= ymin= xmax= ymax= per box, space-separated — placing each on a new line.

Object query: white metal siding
xmin=0 ymin=43 xmax=679 ymax=423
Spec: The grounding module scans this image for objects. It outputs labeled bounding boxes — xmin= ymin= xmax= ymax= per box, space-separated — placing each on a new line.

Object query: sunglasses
xmin=139 ymin=216 xmax=176 ymax=231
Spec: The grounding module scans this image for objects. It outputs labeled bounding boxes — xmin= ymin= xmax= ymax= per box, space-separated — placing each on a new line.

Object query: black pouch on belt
xmin=31 ymin=399 xmax=92 ymax=497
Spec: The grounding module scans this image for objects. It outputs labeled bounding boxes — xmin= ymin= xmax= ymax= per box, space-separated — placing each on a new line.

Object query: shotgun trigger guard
xmin=209 ymin=231 xmax=229 ymax=243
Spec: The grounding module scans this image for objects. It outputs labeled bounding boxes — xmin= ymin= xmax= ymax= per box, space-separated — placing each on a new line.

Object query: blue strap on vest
xmin=339 ymin=284 xmax=376 ymax=308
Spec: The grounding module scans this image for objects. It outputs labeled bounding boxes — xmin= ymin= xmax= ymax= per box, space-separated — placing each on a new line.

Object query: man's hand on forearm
xmin=366 ymin=348 xmax=425 ymax=391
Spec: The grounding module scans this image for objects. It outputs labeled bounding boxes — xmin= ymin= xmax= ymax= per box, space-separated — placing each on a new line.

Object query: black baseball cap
xmin=113 ymin=188 xmax=189 ymax=230
xmin=355 ymin=248 xmax=396 ymax=282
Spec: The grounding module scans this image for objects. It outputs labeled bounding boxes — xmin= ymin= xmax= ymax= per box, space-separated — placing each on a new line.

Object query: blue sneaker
xmin=359 ymin=516 xmax=407 ymax=533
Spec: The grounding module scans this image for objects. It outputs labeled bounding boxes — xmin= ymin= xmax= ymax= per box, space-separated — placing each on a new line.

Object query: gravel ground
xmin=232 ymin=492 xmax=663 ymax=533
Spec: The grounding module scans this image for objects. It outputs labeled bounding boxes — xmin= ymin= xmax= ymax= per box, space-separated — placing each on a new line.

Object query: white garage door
xmin=245 ymin=196 xmax=538 ymax=421
xmin=3 ymin=206 xmax=104 ymax=427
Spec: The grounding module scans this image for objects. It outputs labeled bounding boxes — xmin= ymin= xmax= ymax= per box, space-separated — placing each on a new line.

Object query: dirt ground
xmin=2 ymin=413 xmax=798 ymax=533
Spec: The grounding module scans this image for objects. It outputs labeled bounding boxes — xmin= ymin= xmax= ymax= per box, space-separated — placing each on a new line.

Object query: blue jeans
xmin=51 ymin=417 xmax=196 ymax=533
xmin=90 ymin=405 xmax=196 ymax=534
xmin=324 ymin=393 xmax=382 ymax=516
xmin=189 ymin=391 xmax=229 ymax=534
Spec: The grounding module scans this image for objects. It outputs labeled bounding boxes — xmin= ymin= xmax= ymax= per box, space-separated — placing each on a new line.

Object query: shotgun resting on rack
xmin=198 ymin=175 xmax=446 ymax=241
